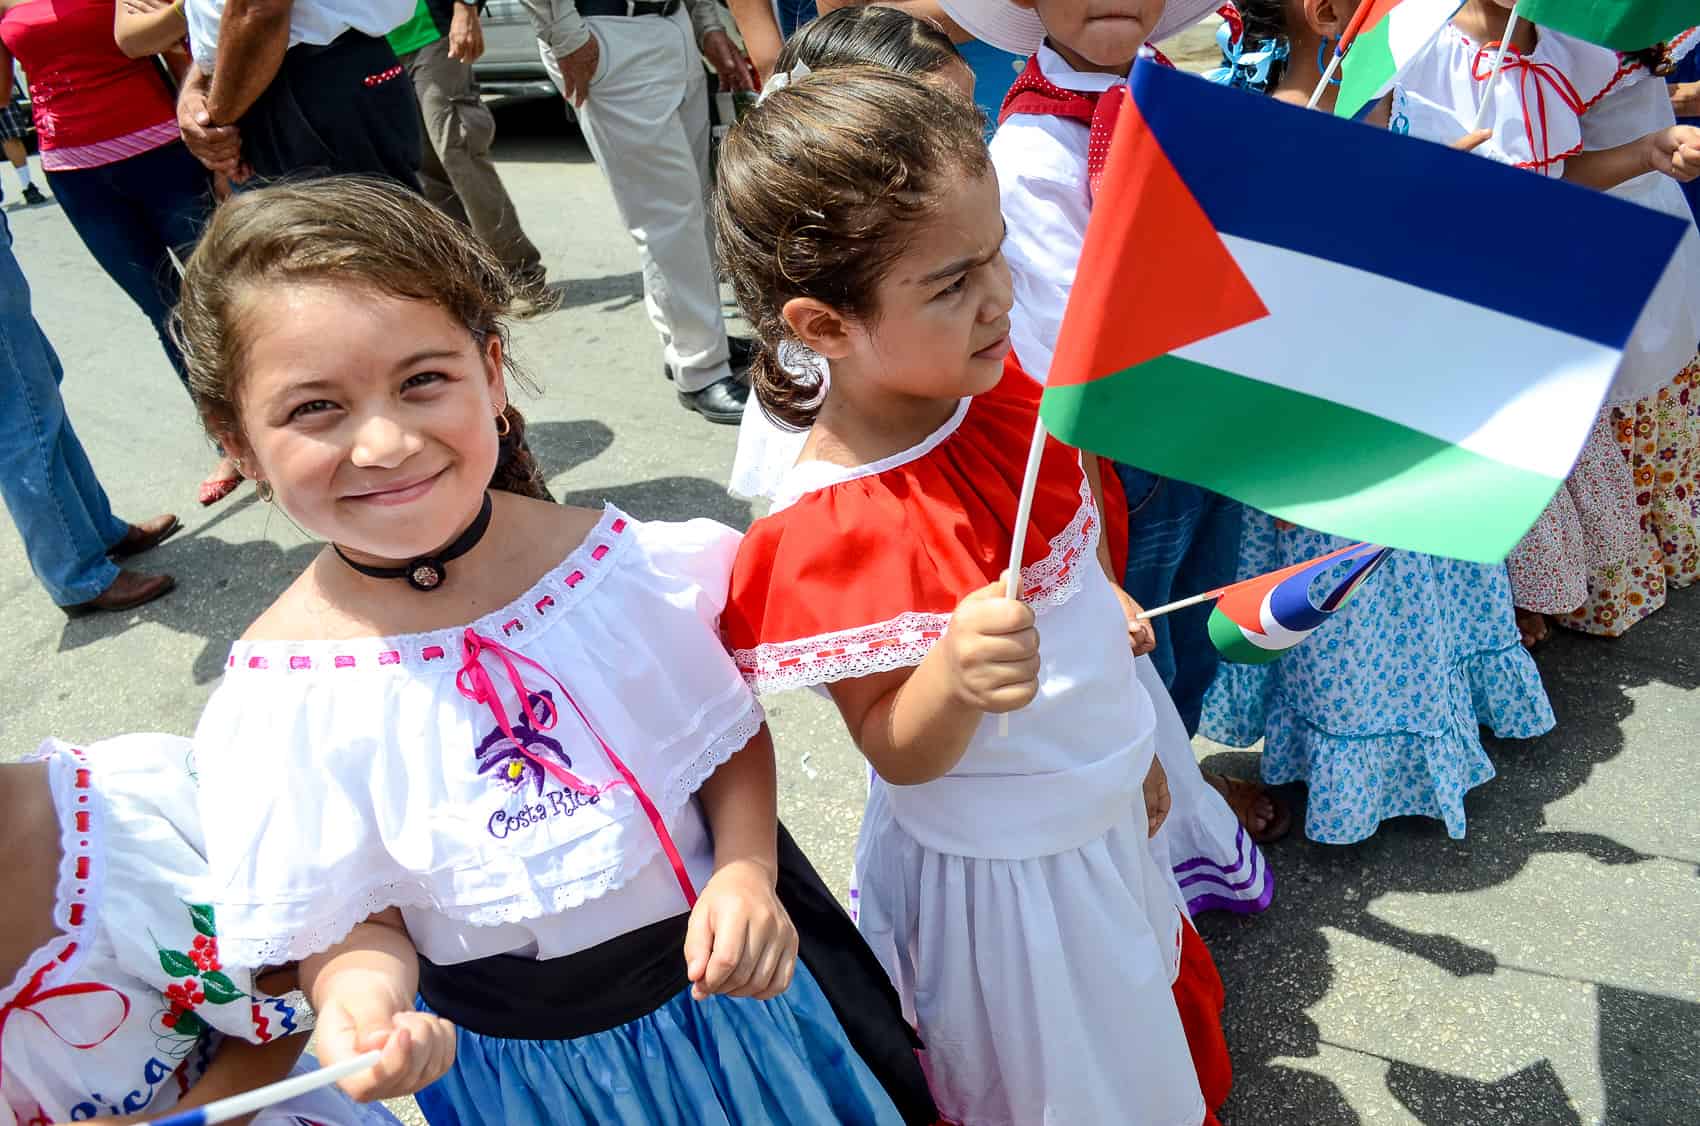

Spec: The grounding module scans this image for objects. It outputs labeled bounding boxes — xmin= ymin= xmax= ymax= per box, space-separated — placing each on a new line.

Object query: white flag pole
xmin=145 ymin=1051 xmax=383 ymax=1126
xmin=1470 ymin=1 xmax=1520 ymax=131
xmin=996 ymin=416 xmax=1050 ymax=736
xmin=1306 ymin=49 xmax=1347 ymax=109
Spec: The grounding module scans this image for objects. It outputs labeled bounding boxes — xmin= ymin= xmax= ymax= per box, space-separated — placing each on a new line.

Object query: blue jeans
xmin=0 ymin=212 xmax=127 ymax=605
xmin=45 ymin=141 xmax=210 ymax=390
xmin=773 ymin=0 xmax=816 ymax=37
xmin=1116 ymin=465 xmax=1243 ymax=735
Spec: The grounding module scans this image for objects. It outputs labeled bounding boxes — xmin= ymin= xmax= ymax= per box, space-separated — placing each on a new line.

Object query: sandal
xmin=1205 ymin=772 xmax=1292 ymax=845
xmin=199 ymin=464 xmax=243 ymax=507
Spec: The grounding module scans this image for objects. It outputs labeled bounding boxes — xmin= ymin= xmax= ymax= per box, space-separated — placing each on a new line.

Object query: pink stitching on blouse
xmin=422 ymin=646 xmax=446 ymax=661
xmin=379 ymin=651 xmax=401 ymax=665
xmin=334 ymin=655 xmax=356 ymax=669
xmin=289 ymin=656 xmax=312 ymax=671
xmin=591 ymin=545 xmax=610 ymax=562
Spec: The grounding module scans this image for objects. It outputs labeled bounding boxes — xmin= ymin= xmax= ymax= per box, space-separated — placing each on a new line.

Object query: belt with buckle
xmin=575 ymin=0 xmax=681 ymax=17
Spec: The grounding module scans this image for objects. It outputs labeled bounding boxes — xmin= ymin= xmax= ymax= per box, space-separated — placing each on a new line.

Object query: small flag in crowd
xmin=1335 ymin=0 xmax=1464 ymax=120
xmin=1206 ymin=542 xmax=1393 ymax=664
xmin=1515 ymin=0 xmax=1693 ymax=51
xmin=1038 ymin=61 xmax=1686 ymax=564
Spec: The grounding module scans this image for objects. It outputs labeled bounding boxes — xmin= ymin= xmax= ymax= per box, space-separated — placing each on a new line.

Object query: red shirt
xmin=0 ymin=0 xmax=178 ymax=161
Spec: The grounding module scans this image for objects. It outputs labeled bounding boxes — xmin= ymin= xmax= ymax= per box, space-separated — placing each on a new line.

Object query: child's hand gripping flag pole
xmin=1137 ymin=541 xmax=1394 ymax=664
xmin=1032 ymin=61 xmax=1683 ymax=565
xmin=1334 ymin=0 xmax=1466 ymax=120
xmin=143 ymin=1050 xmax=383 ymax=1126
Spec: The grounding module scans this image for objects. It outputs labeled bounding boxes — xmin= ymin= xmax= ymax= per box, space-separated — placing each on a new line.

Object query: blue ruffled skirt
xmin=414 ymin=961 xmax=904 ymax=1126
xmin=1201 ymin=515 xmax=1555 ymax=844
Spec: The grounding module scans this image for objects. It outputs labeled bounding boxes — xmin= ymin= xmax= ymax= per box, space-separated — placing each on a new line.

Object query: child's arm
xmin=62 ymin=1034 xmax=309 ymax=1126
xmin=299 ymin=909 xmax=456 ymax=1102
xmin=1565 ymin=125 xmax=1700 ymax=189
xmin=827 ymin=576 xmax=1039 ymax=786
xmin=683 ymin=726 xmax=798 ymax=1001
xmin=726 ymin=0 xmax=784 ymax=82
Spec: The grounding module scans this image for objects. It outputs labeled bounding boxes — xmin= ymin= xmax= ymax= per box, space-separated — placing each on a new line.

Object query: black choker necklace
xmin=334 ymin=492 xmax=493 ymax=592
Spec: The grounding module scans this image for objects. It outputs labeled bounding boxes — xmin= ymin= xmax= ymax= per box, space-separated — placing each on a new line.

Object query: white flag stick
xmin=145 ymin=1051 xmax=383 ymax=1126
xmin=997 ymin=416 xmax=1050 ymax=736
xmin=1134 ymin=589 xmax=1221 ymax=621
xmin=1470 ymin=1 xmax=1520 ymax=131
xmin=1306 ymin=48 xmax=1346 ymax=110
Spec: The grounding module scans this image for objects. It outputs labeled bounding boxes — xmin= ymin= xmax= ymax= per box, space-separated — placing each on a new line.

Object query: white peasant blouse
xmin=191 ymin=511 xmax=764 ymax=970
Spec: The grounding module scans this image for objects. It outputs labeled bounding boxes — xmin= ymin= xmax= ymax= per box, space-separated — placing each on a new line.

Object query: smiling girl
xmin=173 ymin=178 xmax=923 ymax=1125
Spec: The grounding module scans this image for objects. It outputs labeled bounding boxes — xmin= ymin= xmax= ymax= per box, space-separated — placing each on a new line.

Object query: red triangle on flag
xmin=1048 ymin=89 xmax=1270 ymax=389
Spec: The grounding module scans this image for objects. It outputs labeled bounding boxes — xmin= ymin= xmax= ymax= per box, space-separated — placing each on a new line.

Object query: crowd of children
xmin=3 ymin=0 xmax=1697 ymax=1123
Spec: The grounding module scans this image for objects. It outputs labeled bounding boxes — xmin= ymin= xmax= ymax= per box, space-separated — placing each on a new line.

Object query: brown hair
xmin=713 ymin=67 xmax=991 ymax=429
xmin=1624 ymin=43 xmax=1674 ymax=77
xmin=775 ymin=5 xmax=965 ymax=83
xmin=171 ymin=177 xmax=552 ymax=500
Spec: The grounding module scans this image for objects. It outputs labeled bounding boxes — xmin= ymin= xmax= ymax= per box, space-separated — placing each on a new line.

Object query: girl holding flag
xmin=1191 ymin=0 xmax=1559 ymax=847
xmin=1394 ymin=4 xmax=1700 ymax=640
xmin=716 ymin=68 xmax=1231 ymax=1126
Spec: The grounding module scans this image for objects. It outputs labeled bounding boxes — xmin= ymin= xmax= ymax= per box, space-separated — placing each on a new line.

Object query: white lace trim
xmin=216 ymin=701 xmax=767 ymax=968
xmin=736 ymin=477 xmax=1100 ymax=694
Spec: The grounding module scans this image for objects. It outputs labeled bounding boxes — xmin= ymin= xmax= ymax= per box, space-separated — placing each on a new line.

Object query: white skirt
xmin=853 ymin=783 xmax=1206 ymax=1126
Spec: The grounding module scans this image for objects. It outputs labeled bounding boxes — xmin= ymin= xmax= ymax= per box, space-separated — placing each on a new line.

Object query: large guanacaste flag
xmin=1516 ymin=0 xmax=1692 ymax=50
xmin=1039 ymin=61 xmax=1685 ymax=564
xmin=1335 ymin=0 xmax=1463 ymax=120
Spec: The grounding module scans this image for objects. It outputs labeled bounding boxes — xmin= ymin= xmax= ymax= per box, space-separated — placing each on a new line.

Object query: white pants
xmin=540 ymin=10 xmax=730 ymax=392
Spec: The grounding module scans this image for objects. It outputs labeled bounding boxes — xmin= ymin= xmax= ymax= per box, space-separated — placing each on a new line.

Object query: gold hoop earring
xmin=494 ymin=411 xmax=511 ymax=437
xmin=256 ymin=480 xmax=274 ymax=503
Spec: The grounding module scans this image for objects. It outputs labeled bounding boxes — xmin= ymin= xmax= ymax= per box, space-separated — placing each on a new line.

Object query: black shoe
xmin=20 ymin=184 xmax=45 ymax=206
xmin=728 ymin=334 xmax=756 ymax=373
xmin=678 ymin=375 xmax=749 ymax=424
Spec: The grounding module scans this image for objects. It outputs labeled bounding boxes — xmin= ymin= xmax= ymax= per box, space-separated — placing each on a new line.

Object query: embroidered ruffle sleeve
xmin=1397 ymin=24 xmax=1636 ymax=175
xmin=0 ymin=737 xmax=387 ymax=1125
xmin=724 ymin=358 xmax=1098 ymax=696
xmin=192 ymin=512 xmax=764 ymax=968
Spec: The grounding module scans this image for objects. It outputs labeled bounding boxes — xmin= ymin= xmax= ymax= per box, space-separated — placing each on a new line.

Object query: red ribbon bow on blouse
xmin=1471 ymin=41 xmax=1586 ymax=171
xmin=0 ymin=954 xmax=131 ymax=1098
xmin=998 ymin=46 xmax=1175 ymax=197
xmin=455 ymin=629 xmax=699 ymax=907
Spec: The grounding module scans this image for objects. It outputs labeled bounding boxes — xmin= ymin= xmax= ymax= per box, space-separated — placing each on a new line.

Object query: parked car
xmin=475 ymin=0 xmax=563 ymax=102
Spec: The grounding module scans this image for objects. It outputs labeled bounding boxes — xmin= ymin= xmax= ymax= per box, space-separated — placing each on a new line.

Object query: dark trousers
xmin=1116 ymin=465 xmax=1244 ymax=735
xmin=240 ymin=31 xmax=423 ymax=190
xmin=45 ymin=140 xmax=210 ymax=392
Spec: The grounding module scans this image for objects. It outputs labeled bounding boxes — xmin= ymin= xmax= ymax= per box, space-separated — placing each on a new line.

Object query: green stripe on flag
xmin=1207 ymin=608 xmax=1286 ymax=665
xmin=1518 ymin=0 xmax=1692 ymax=50
xmin=1039 ymin=355 xmax=1562 ymax=564
xmin=1336 ymin=16 xmax=1396 ymax=119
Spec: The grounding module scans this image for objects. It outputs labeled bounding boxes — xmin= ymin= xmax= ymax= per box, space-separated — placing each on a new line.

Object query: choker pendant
xmin=334 ymin=492 xmax=494 ymax=593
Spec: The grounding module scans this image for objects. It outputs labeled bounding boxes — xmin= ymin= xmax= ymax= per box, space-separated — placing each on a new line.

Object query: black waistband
xmin=575 ymin=0 xmax=680 ymax=18
xmin=418 ymin=912 xmax=690 ymax=1040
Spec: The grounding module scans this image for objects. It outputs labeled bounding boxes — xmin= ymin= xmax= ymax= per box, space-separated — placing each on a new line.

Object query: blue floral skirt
xmin=414 ymin=960 xmax=904 ymax=1126
xmin=1201 ymin=515 xmax=1555 ymax=844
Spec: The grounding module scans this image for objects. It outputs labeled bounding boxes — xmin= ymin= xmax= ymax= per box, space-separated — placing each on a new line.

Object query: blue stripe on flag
xmin=1125 ymin=61 xmax=1685 ymax=349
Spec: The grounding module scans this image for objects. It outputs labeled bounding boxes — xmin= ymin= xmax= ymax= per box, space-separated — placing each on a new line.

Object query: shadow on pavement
xmin=526 ymin=417 xmax=615 ymax=478
xmin=543 ymin=272 xmax=643 ymax=312
xmin=559 ymin=476 xmax=752 ymax=531
xmin=1200 ymin=586 xmax=1700 ymax=1124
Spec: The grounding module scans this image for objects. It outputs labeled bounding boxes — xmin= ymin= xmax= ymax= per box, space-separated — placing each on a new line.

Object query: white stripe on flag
xmin=1174 ymin=236 xmax=1617 ymax=481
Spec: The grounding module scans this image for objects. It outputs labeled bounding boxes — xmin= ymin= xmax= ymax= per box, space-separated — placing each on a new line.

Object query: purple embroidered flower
xmin=474 ymin=691 xmax=570 ymax=795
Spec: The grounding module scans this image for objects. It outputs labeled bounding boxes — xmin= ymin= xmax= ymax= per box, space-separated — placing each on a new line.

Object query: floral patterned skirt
xmin=1560 ymin=356 xmax=1700 ymax=637
xmin=1506 ymin=408 xmax=1640 ymax=615
xmin=1201 ymin=517 xmax=1555 ymax=845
